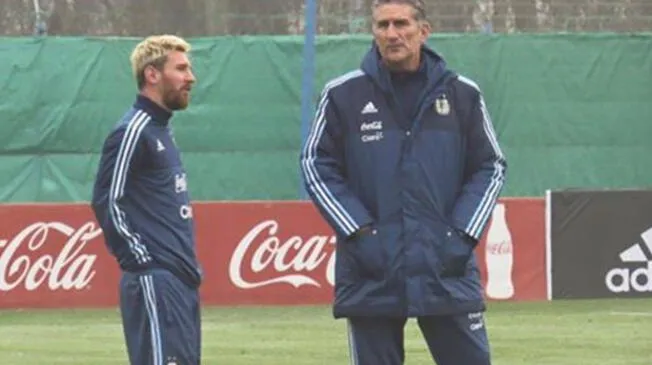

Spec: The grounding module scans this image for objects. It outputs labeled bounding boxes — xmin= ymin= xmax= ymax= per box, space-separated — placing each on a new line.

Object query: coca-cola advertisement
xmin=0 ymin=199 xmax=547 ymax=309
xmin=195 ymin=202 xmax=336 ymax=305
xmin=475 ymin=199 xmax=547 ymax=302
xmin=0 ymin=205 xmax=119 ymax=308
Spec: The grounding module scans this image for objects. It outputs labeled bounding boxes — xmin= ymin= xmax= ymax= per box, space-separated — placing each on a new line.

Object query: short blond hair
xmin=130 ymin=35 xmax=191 ymax=90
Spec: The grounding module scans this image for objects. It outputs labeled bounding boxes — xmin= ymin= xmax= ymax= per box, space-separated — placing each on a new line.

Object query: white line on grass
xmin=609 ymin=311 xmax=652 ymax=317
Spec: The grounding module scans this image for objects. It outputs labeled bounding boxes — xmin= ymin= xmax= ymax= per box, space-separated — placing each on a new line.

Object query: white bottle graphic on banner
xmin=485 ymin=203 xmax=515 ymax=300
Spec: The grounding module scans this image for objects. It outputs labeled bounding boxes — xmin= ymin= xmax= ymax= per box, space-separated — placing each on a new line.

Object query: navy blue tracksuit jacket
xmin=91 ymin=95 xmax=202 ymax=289
xmin=300 ymin=45 xmax=507 ymax=318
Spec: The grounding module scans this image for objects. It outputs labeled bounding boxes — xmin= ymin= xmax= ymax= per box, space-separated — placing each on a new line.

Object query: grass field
xmin=0 ymin=298 xmax=650 ymax=364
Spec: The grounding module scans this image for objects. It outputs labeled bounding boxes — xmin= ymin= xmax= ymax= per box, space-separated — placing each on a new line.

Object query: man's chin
xmin=382 ymin=56 xmax=410 ymax=71
xmin=165 ymin=99 xmax=190 ymax=111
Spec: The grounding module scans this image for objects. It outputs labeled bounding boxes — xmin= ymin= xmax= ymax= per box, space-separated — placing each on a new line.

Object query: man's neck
xmin=140 ymin=89 xmax=170 ymax=112
xmin=384 ymin=56 xmax=421 ymax=74
xmin=135 ymin=93 xmax=173 ymax=125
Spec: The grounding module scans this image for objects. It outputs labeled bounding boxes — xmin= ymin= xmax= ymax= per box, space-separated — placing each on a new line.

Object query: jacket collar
xmin=134 ymin=94 xmax=172 ymax=126
xmin=360 ymin=42 xmax=454 ymax=97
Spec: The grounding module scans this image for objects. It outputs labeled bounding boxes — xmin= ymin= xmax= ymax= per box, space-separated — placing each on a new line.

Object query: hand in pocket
xmin=349 ymin=226 xmax=385 ymax=280
xmin=440 ymin=229 xmax=476 ymax=278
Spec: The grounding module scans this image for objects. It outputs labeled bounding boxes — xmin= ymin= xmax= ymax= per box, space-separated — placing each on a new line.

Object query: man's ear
xmin=420 ymin=21 xmax=432 ymax=40
xmin=144 ymin=64 xmax=161 ymax=86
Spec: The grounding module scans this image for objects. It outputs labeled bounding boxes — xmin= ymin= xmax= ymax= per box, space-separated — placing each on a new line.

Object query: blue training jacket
xmin=91 ymin=95 xmax=202 ymax=288
xmin=300 ymin=44 xmax=507 ymax=318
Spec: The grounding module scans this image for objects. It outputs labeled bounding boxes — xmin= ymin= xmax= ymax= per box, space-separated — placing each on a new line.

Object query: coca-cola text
xmin=0 ymin=222 xmax=99 ymax=292
xmin=229 ymin=219 xmax=336 ymax=289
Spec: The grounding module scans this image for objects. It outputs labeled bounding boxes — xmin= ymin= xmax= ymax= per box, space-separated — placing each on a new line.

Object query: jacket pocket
xmin=437 ymin=228 xmax=474 ymax=278
xmin=349 ymin=226 xmax=386 ymax=281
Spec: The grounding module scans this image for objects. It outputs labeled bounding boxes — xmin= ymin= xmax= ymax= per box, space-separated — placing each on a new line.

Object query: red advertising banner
xmin=0 ymin=199 xmax=546 ymax=309
xmin=475 ymin=198 xmax=547 ymax=302
xmin=0 ymin=205 xmax=119 ymax=308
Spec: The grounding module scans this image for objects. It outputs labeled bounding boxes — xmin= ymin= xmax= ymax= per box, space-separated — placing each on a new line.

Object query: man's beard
xmin=162 ymin=86 xmax=189 ymax=111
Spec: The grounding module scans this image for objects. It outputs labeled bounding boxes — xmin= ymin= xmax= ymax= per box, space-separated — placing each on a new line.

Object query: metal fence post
xmin=299 ymin=0 xmax=317 ymax=199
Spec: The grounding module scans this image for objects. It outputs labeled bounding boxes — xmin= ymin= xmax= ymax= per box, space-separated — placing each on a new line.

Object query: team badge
xmin=435 ymin=95 xmax=450 ymax=116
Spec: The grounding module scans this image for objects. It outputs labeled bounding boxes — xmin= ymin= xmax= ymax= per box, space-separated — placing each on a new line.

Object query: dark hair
xmin=372 ymin=0 xmax=427 ymax=21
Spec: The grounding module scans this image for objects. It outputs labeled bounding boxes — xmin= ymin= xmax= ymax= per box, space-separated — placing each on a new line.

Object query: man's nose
xmin=385 ymin=24 xmax=399 ymax=39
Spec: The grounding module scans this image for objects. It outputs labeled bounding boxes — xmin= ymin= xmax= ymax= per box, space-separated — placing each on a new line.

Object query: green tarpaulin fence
xmin=0 ymin=33 xmax=650 ymax=202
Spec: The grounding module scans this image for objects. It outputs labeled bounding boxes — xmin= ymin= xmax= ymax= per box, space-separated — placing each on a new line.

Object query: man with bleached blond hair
xmin=91 ymin=34 xmax=202 ymax=365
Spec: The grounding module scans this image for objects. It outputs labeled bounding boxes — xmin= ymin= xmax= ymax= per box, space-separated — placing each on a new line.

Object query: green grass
xmin=0 ymin=299 xmax=651 ymax=364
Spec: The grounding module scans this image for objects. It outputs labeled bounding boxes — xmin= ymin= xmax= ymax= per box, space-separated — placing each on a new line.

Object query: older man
xmin=300 ymin=1 xmax=507 ymax=364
